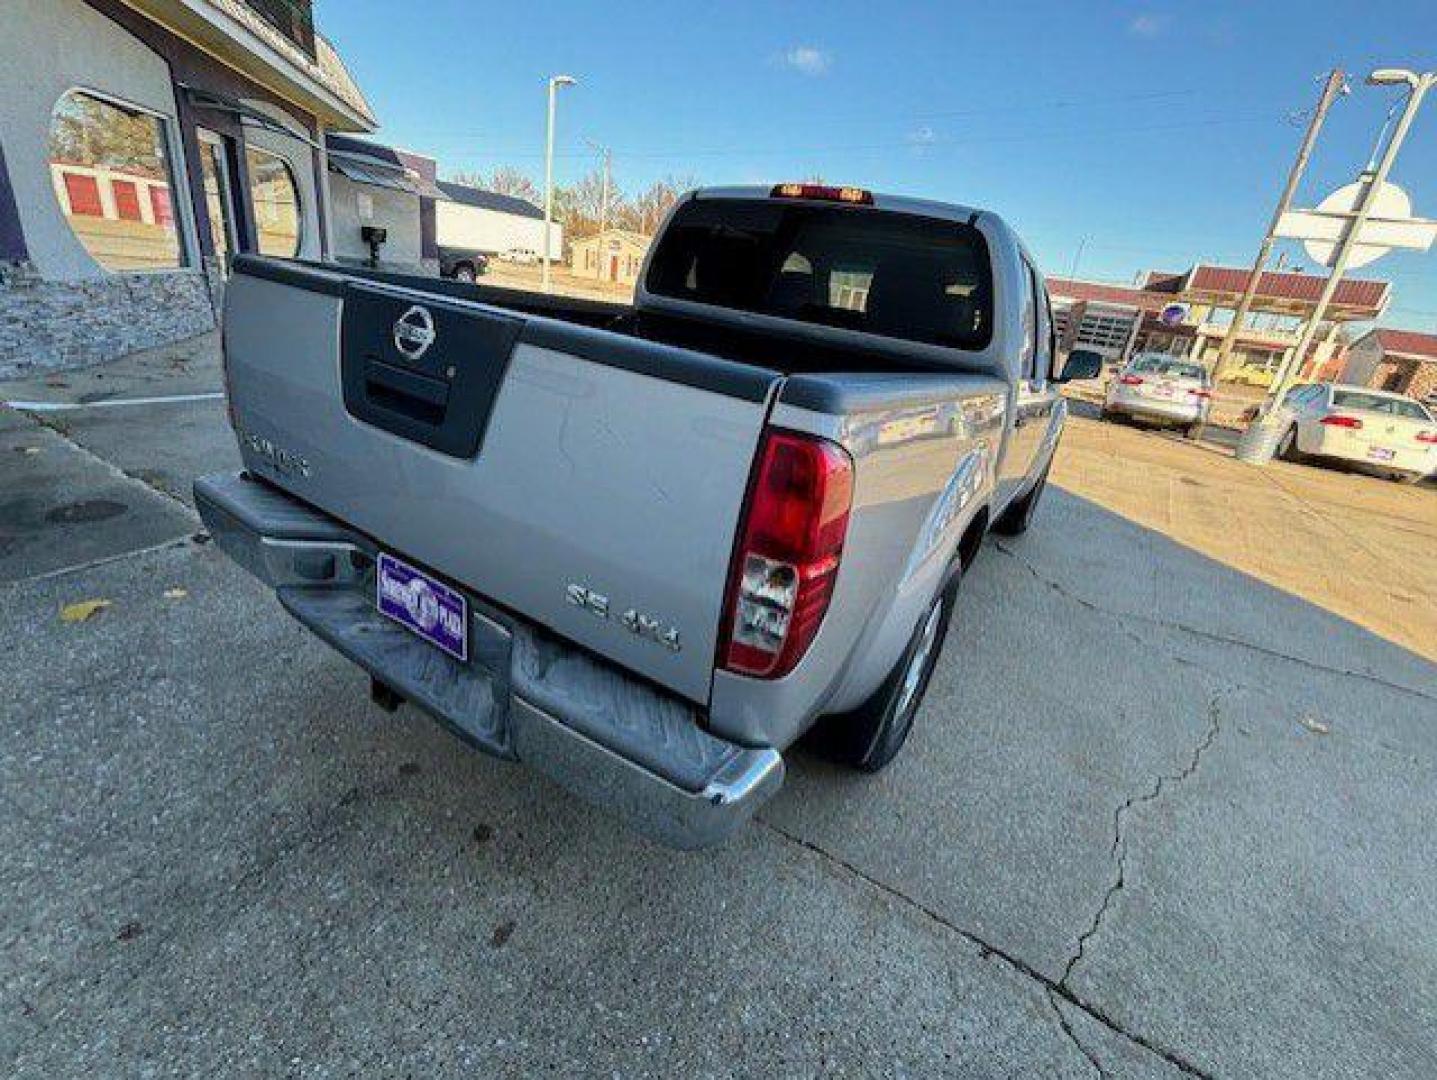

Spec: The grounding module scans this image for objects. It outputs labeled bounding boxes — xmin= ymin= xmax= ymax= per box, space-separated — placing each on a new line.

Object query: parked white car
xmin=1274 ymin=383 xmax=1437 ymax=483
xmin=1101 ymin=352 xmax=1212 ymax=436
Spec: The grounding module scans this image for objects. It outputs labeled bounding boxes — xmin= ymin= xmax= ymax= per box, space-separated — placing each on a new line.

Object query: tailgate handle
xmin=364 ymin=360 xmax=450 ymax=422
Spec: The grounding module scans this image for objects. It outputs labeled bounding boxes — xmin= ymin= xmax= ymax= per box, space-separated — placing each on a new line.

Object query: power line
xmin=437 ymin=111 xmax=1283 ymax=162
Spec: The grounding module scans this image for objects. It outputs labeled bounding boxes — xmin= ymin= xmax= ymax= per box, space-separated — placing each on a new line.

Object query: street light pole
xmin=1211 ymin=69 xmax=1347 ymax=385
xmin=1266 ymin=68 xmax=1435 ymax=404
xmin=542 ymin=74 xmax=577 ymax=293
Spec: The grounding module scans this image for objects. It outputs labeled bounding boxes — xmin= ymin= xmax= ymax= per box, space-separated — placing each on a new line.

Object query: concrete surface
xmin=2 ymin=332 xmax=1435 ymax=1078
xmin=0 ymin=407 xmax=197 ymax=582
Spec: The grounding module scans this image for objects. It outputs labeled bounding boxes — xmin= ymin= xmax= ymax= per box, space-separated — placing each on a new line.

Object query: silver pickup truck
xmin=195 ymin=183 xmax=1100 ymax=848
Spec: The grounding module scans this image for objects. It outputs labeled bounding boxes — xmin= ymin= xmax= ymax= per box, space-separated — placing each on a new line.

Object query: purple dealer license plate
xmin=376 ymin=552 xmax=468 ymax=661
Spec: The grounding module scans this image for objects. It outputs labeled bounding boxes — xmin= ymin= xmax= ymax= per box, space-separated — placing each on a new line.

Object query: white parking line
xmin=4 ymin=392 xmax=225 ymax=412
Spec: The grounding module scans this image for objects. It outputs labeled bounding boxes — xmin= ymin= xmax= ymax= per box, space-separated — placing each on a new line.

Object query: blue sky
xmin=315 ymin=0 xmax=1437 ymax=330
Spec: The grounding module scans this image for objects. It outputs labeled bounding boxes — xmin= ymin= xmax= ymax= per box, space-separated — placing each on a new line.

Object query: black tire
xmin=824 ymin=572 xmax=960 ymax=773
xmin=1276 ymin=425 xmax=1300 ymax=462
xmin=992 ymin=462 xmax=1050 ymax=537
xmin=453 ymin=264 xmax=477 ymax=283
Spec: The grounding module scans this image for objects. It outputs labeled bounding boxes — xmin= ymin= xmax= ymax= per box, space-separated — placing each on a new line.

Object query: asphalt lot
xmin=3 ymin=334 xmax=1435 ymax=1078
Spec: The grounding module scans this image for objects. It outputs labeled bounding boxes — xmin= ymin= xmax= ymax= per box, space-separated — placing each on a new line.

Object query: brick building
xmin=1341 ymin=328 xmax=1437 ymax=402
xmin=1049 ymin=264 xmax=1390 ymax=386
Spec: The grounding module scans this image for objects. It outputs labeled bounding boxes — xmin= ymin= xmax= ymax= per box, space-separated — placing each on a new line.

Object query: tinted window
xmin=1130 ymin=355 xmax=1207 ymax=381
xmin=646 ymin=199 xmax=993 ymax=350
xmin=1017 ymin=260 xmax=1036 ymax=378
xmin=48 ymin=91 xmax=184 ymax=271
xmin=1331 ymin=390 xmax=1431 ymax=421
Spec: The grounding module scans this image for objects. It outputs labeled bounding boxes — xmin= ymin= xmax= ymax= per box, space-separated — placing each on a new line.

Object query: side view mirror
xmin=1056 ymin=347 xmax=1103 ymax=383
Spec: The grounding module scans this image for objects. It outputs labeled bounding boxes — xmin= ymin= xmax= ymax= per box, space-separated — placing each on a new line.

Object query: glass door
xmin=197 ymin=128 xmax=238 ymax=276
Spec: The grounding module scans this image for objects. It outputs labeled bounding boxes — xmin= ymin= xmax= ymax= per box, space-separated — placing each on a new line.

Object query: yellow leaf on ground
xmin=60 ymin=599 xmax=112 ymax=623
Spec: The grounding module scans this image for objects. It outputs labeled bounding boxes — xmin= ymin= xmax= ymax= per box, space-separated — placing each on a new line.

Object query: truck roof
xmin=690 ymin=185 xmax=988 ymax=228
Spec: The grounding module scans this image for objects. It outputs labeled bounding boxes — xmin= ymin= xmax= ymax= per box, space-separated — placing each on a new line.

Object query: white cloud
xmin=1128 ymin=12 xmax=1166 ymax=37
xmin=778 ymin=46 xmax=832 ymax=76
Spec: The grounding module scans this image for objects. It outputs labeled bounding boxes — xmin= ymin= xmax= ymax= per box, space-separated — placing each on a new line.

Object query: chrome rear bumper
xmin=1106 ymin=392 xmax=1205 ymax=423
xmin=195 ymin=471 xmax=783 ymax=850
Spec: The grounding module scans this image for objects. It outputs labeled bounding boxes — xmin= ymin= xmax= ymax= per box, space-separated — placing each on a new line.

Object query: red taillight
xmin=1416 ymin=430 xmax=1437 ymax=444
xmin=1320 ymin=414 xmax=1363 ymax=429
xmin=719 ymin=430 xmax=853 ymax=679
xmin=770 ymin=183 xmax=873 ymax=205
xmin=1118 ymin=374 xmax=1144 ymax=386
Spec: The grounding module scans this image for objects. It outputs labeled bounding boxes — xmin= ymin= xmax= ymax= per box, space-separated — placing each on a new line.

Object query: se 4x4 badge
xmin=566 ymin=583 xmax=681 ymax=652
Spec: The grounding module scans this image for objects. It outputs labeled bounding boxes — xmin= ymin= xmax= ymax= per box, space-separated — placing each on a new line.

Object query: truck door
xmin=998 ymin=259 xmax=1059 ymax=502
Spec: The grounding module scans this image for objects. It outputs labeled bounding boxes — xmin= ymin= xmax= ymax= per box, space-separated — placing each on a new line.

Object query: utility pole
xmin=597 ymin=145 xmax=612 ymax=235
xmin=1210 ymin=69 xmax=1347 ymax=385
xmin=1267 ymin=68 xmax=1436 ymax=403
xmin=542 ymin=74 xmax=577 ymax=293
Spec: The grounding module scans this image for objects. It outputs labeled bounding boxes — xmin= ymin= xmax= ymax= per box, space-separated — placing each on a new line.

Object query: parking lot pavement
xmin=4 ymin=345 xmax=1436 ymax=1077
xmin=0 ymin=408 xmax=198 ymax=582
xmin=1053 ymin=414 xmax=1437 ymax=666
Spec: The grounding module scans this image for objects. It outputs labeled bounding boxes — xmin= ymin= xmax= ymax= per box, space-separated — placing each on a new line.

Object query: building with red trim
xmin=1 ymin=0 xmax=376 ymax=377
xmin=1341 ymin=328 xmax=1437 ymax=402
xmin=1049 ymin=264 xmax=1391 ymax=387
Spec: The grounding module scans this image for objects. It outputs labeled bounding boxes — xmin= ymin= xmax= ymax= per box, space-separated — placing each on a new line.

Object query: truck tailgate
xmin=223 ymin=260 xmax=779 ymax=703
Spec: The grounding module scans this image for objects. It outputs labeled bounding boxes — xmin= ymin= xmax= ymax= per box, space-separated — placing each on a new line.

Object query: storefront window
xmin=47 ymin=90 xmax=184 ymax=271
xmin=198 ymin=130 xmax=236 ymax=273
xmin=245 ymin=146 xmax=301 ymax=258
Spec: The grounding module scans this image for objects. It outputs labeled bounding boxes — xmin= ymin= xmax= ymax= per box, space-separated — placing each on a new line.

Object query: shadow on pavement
xmin=3 ymin=472 xmax=1434 ymax=1077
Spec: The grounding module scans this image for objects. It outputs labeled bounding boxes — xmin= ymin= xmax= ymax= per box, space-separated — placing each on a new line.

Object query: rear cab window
xmin=645 ymin=198 xmax=993 ymax=351
xmin=1130 ymin=355 xmax=1207 ymax=381
xmin=1331 ymin=390 xmax=1432 ymax=421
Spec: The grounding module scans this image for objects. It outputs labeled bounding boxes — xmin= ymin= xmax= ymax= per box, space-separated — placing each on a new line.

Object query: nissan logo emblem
xmin=393 ymin=305 xmax=436 ymax=360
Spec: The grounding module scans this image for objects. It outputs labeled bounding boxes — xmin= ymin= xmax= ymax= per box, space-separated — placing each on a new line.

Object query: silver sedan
xmin=1101 ymin=353 xmax=1213 ymax=436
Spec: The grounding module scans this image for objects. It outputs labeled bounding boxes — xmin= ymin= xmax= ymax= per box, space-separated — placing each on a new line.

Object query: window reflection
xmin=48 ymin=91 xmax=184 ymax=271
xmin=245 ymin=147 xmax=301 ymax=258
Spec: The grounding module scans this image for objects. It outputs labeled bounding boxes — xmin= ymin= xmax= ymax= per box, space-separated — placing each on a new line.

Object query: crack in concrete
xmin=0 ymin=534 xmax=204 ymax=590
xmin=1047 ymin=987 xmax=1107 ymax=1079
xmin=1061 ymin=694 xmax=1223 ymax=988
xmin=992 ymin=541 xmax=1436 ymax=706
xmin=761 ymin=819 xmax=1213 ymax=1078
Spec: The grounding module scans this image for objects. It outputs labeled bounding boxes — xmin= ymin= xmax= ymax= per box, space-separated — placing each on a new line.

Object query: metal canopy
xmin=326 ymin=150 xmax=448 ymax=200
xmin=180 ymin=85 xmax=320 ymax=148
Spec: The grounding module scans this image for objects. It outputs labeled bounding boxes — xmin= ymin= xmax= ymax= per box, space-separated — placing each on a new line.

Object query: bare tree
xmin=618 ymin=175 xmax=698 ymax=236
xmin=486 ymin=166 xmax=541 ymax=205
xmin=444 ymin=166 xmax=542 ymax=207
xmin=556 ymin=168 xmax=622 ymax=238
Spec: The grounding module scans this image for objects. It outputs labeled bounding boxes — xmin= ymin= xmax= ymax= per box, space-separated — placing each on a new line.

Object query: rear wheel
xmin=453 ymin=263 xmax=477 ymax=283
xmin=1276 ymin=425 xmax=1301 ymax=462
xmin=824 ymin=574 xmax=959 ymax=773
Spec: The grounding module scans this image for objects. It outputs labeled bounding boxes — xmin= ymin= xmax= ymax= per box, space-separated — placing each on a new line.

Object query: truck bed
xmin=223 ymin=255 xmax=1004 ymax=715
